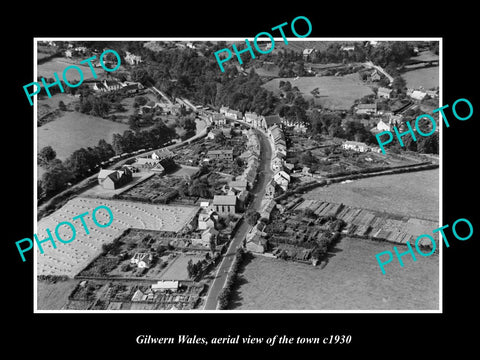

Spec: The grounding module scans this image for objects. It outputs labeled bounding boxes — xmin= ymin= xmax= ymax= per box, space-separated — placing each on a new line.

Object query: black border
xmin=6 ymin=6 xmax=479 ymax=355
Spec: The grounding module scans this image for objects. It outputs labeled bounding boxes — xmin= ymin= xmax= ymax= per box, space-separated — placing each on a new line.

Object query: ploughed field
xmin=36 ymin=197 xmax=198 ymax=278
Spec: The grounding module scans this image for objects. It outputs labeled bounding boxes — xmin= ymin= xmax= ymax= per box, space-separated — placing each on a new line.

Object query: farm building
xmin=98 ymin=168 xmax=132 ymax=189
xmin=151 ymin=280 xmax=179 ymax=292
xmin=212 ymin=195 xmax=237 ymax=215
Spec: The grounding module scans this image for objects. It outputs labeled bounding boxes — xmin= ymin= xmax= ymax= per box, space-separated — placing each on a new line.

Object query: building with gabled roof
xmin=97 ymin=167 xmax=132 ymax=189
xmin=213 ymin=195 xmax=237 ymax=215
xmin=377 ymin=87 xmax=393 ymax=99
xmin=130 ymin=252 xmax=153 ymax=268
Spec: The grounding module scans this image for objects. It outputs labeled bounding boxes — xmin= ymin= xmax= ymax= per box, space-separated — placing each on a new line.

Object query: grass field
xmin=233 ymin=237 xmax=439 ymax=310
xmin=38 ymin=58 xmax=110 ymax=83
xmin=303 ymin=169 xmax=439 ymax=221
xmin=37 ymin=111 xmax=129 ymax=161
xmin=37 ymin=279 xmax=78 ymax=310
xmin=402 ymin=66 xmax=439 ymax=90
xmin=262 ymin=74 xmax=373 ymax=110
xmin=36 ymin=197 xmax=199 ymax=277
xmin=160 ymin=253 xmax=207 ymax=281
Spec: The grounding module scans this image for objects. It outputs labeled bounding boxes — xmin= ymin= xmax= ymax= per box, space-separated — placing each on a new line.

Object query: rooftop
xmin=213 ymin=195 xmax=237 ymax=206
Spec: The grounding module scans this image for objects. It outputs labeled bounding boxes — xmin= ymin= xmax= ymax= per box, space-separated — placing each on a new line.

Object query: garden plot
xmin=36 ymin=197 xmax=198 ymax=277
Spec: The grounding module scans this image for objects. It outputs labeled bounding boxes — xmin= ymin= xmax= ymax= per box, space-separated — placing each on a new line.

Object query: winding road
xmin=202 ymin=126 xmax=273 ymax=310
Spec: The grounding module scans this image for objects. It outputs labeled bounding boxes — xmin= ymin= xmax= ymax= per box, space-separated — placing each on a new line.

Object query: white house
xmin=377 ymin=87 xmax=392 ymax=99
xmin=130 ymin=252 xmax=153 ymax=268
xmin=342 ymin=141 xmax=370 ymax=152
xmin=410 ymin=90 xmax=427 ymax=101
xmin=151 ymin=280 xmax=179 ymax=292
xmin=376 ymin=119 xmax=391 ymax=132
xmin=125 ymin=51 xmax=142 ymax=65
xmin=273 ymin=171 xmax=290 ymax=191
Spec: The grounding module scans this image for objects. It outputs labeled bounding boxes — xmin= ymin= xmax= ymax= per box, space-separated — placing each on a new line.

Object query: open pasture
xmin=233 ymin=237 xmax=439 ymax=310
xmin=262 ymin=74 xmax=374 ymax=110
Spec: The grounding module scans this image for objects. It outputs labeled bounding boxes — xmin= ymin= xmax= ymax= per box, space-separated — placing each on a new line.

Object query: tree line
xmin=38 ymin=121 xmax=176 ymax=200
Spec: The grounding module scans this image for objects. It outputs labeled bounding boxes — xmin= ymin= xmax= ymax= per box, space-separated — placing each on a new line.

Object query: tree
xmin=187 ymin=259 xmax=194 ymax=278
xmin=209 ymin=235 xmax=216 ymax=255
xmin=40 ymin=160 xmax=72 ymax=197
xmin=245 ymin=209 xmax=260 ymax=226
xmin=392 ymin=76 xmax=406 ymax=93
xmin=58 ymin=100 xmax=67 ymax=111
xmin=38 ymin=146 xmax=57 ymax=168
xmin=64 ymin=148 xmax=94 ymax=178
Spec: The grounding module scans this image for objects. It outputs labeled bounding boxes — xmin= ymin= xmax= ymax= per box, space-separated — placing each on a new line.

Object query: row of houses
xmin=267 ymin=124 xmax=292 ymax=193
xmin=93 ymin=79 xmax=144 ymax=93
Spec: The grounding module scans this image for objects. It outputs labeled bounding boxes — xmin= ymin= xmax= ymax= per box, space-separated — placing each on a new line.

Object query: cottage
xmin=207 ymin=149 xmax=233 ymax=161
xmin=212 ymin=195 xmax=237 ymax=215
xmin=227 ymin=109 xmax=243 ymax=120
xmin=97 ymin=167 xmax=132 ymax=189
xmin=342 ymin=140 xmax=370 ymax=152
xmin=131 ymin=289 xmax=147 ymax=302
xmin=244 ymin=111 xmax=261 ymax=124
xmin=130 ymin=252 xmax=153 ymax=268
xmin=259 ymin=199 xmax=276 ymax=221
xmin=228 ymin=179 xmax=248 ymax=192
xmin=207 ymin=129 xmax=222 ymax=140
xmin=377 ymin=87 xmax=392 ymax=99
xmin=370 ymin=69 xmax=381 ymax=82
xmin=245 ymin=227 xmax=267 ymax=254
xmin=272 ymin=156 xmax=283 ymax=172
xmin=409 ymin=90 xmax=427 ymax=101
xmin=264 ymin=115 xmax=282 ymax=129
xmin=376 ymin=119 xmax=391 ymax=132
xmin=134 ymin=157 xmax=164 ymax=173
xmin=303 ymin=48 xmax=315 ymax=59
xmin=210 ymin=113 xmax=226 ymax=126
xmin=264 ymin=179 xmax=276 ymax=199
xmin=198 ymin=208 xmax=217 ymax=230
xmin=201 ymin=227 xmax=218 ymax=245
xmin=125 ymin=51 xmax=142 ymax=65
xmin=273 ymin=171 xmax=290 ymax=191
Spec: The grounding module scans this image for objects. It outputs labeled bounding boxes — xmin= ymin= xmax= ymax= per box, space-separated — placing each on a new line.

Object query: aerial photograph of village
xmin=35 ymin=39 xmax=440 ymax=311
